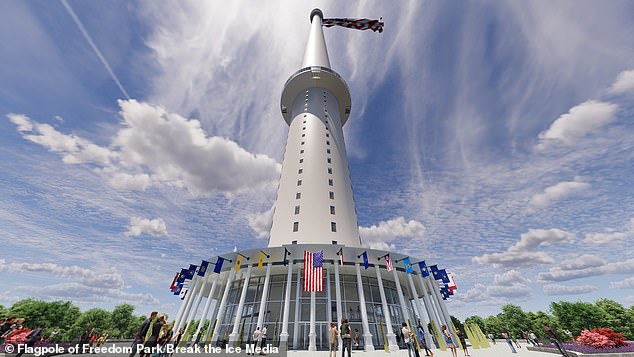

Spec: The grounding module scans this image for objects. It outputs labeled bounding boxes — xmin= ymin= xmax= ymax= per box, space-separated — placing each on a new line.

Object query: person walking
xmin=456 ymin=328 xmax=470 ymax=356
xmin=417 ymin=323 xmax=433 ymax=357
xmin=402 ymin=323 xmax=415 ymax=357
xmin=259 ymin=326 xmax=267 ymax=355
xmin=442 ymin=325 xmax=457 ymax=357
xmin=353 ymin=329 xmax=360 ymax=349
xmin=502 ymin=331 xmax=517 ymax=354
xmin=340 ymin=319 xmax=352 ymax=357
xmin=488 ymin=333 xmax=496 ymax=344
xmin=141 ymin=315 xmax=166 ymax=357
xmin=328 ymin=322 xmax=339 ymax=357
xmin=249 ymin=327 xmax=261 ymax=356
xmin=130 ymin=312 xmax=157 ymax=357
xmin=529 ymin=331 xmax=538 ymax=346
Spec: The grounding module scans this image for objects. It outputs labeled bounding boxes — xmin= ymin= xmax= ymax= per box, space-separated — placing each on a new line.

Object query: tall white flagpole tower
xmin=268 ymin=9 xmax=361 ymax=248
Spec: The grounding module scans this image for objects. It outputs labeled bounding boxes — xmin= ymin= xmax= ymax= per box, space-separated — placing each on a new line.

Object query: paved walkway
xmin=287 ymin=342 xmax=559 ymax=356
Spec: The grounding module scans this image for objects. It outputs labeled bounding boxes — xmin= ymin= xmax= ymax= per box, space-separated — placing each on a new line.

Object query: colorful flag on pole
xmin=323 ymin=17 xmax=384 ymax=33
xmin=338 ymin=248 xmax=344 ymax=265
xmin=185 ymin=264 xmax=197 ymax=279
xmin=304 ymin=250 xmax=324 ymax=291
xmin=172 ymin=284 xmax=182 ymax=295
xmin=439 ymin=269 xmax=450 ymax=284
xmin=430 ymin=265 xmax=441 ymax=280
xmin=258 ymin=252 xmax=265 ymax=269
xmin=198 ymin=260 xmax=209 ymax=277
xmin=180 ymin=288 xmax=188 ymax=300
xmin=447 ymin=272 xmax=457 ymax=292
xmin=234 ymin=255 xmax=242 ymax=271
xmin=283 ymin=248 xmax=289 ymax=266
xmin=418 ymin=261 xmax=429 ymax=277
xmin=170 ymin=273 xmax=178 ymax=290
xmin=177 ymin=269 xmax=187 ymax=284
xmin=213 ymin=257 xmax=225 ymax=274
xmin=384 ymin=254 xmax=393 ymax=272
xmin=403 ymin=257 xmax=413 ymax=274
xmin=362 ymin=251 xmax=369 ymax=269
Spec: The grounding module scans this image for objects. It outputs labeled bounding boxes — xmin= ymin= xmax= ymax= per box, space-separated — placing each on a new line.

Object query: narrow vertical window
xmin=328 ymin=168 xmax=332 ymax=174
xmin=329 ymin=191 xmax=334 ymax=199
xmin=293 ymin=222 xmax=299 ymax=232
xmin=296 ymin=192 xmax=301 ymax=199
xmin=326 ymin=141 xmax=330 ymax=145
xmin=297 ymin=180 xmax=302 ymax=186
xmin=329 ymin=179 xmax=333 ymax=186
xmin=299 ymin=158 xmax=304 ymax=163
xmin=300 ymin=149 xmax=304 ymax=154
xmin=295 ymin=206 xmax=300 ymax=215
xmin=331 ymin=222 xmax=337 ymax=232
xmin=330 ymin=206 xmax=335 ymax=215
xmin=327 ymin=149 xmax=331 ymax=154
xmin=327 ymin=158 xmax=331 ymax=164
xmin=298 ymin=168 xmax=303 ymax=174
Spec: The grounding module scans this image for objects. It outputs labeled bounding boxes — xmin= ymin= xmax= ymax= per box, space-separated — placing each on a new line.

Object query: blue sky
xmin=1 ymin=1 xmax=634 ymax=320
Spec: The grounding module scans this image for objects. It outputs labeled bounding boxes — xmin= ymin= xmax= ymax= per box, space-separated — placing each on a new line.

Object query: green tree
xmin=595 ymin=299 xmax=632 ymax=339
xmin=109 ymin=304 xmax=136 ymax=339
xmin=465 ymin=315 xmax=486 ymax=334
xmin=450 ymin=315 xmax=464 ymax=335
xmin=550 ymin=301 xmax=603 ymax=336
xmin=498 ymin=304 xmax=531 ymax=338
xmin=65 ymin=308 xmax=112 ymax=342
xmin=528 ymin=310 xmax=558 ymax=338
xmin=484 ymin=315 xmax=504 ymax=337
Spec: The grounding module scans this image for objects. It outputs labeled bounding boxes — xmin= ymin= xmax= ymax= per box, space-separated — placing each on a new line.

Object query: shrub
xmin=576 ymin=328 xmax=627 ymax=349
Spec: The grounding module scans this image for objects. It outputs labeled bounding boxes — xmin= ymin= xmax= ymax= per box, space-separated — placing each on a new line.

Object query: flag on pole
xmin=439 ymin=269 xmax=450 ymax=284
xmin=447 ymin=272 xmax=457 ymax=292
xmin=403 ymin=257 xmax=413 ymax=274
xmin=384 ymin=254 xmax=393 ymax=272
xmin=172 ymin=284 xmax=182 ymax=295
xmin=170 ymin=272 xmax=178 ymax=290
xmin=177 ymin=269 xmax=187 ymax=284
xmin=180 ymin=288 xmax=188 ymax=300
xmin=362 ymin=251 xmax=369 ymax=269
xmin=283 ymin=248 xmax=289 ymax=266
xmin=430 ymin=265 xmax=441 ymax=280
xmin=323 ymin=17 xmax=384 ymax=33
xmin=304 ymin=250 xmax=324 ymax=291
xmin=213 ymin=257 xmax=225 ymax=274
xmin=418 ymin=261 xmax=430 ymax=277
xmin=337 ymin=248 xmax=344 ymax=265
xmin=258 ymin=252 xmax=265 ymax=269
xmin=198 ymin=260 xmax=209 ymax=277
xmin=234 ymin=255 xmax=242 ymax=271
xmin=185 ymin=265 xmax=196 ymax=280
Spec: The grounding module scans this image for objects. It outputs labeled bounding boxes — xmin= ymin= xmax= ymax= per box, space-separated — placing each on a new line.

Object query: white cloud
xmin=528 ymin=178 xmax=590 ymax=210
xmin=0 ymin=259 xmax=124 ymax=289
xmin=610 ymin=277 xmax=634 ymax=289
xmin=17 ymin=282 xmax=159 ymax=305
xmin=538 ymin=257 xmax=634 ymax=282
xmin=543 ymin=284 xmax=597 ymax=296
xmin=126 ymin=217 xmax=168 ymax=237
xmin=7 ymin=100 xmax=282 ymax=196
xmin=461 ymin=282 xmax=532 ymax=302
xmin=610 ymin=69 xmax=634 ymax=94
xmin=537 ymin=100 xmax=618 ymax=148
xmin=584 ymin=218 xmax=634 ymax=244
xmin=556 ymin=254 xmax=606 ymax=270
xmin=494 ymin=270 xmax=530 ymax=285
xmin=473 ymin=228 xmax=575 ymax=267
xmin=247 ymin=206 xmax=274 ymax=239
xmin=359 ymin=217 xmax=426 ymax=250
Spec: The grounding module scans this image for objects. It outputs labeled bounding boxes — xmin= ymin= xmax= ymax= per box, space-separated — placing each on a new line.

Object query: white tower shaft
xmin=269 ymin=9 xmax=360 ymax=248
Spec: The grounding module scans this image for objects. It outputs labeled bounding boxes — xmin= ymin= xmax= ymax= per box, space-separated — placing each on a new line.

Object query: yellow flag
xmin=258 ymin=252 xmax=265 ymax=269
xmin=234 ymin=255 xmax=242 ymax=271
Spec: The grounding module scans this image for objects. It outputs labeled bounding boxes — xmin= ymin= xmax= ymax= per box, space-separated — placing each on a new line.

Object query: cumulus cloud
xmin=126 ymin=217 xmax=168 ymax=237
xmin=609 ymin=277 xmax=634 ymax=289
xmin=17 ymin=282 xmax=159 ymax=305
xmin=610 ymin=69 xmax=634 ymax=94
xmin=0 ymin=259 xmax=124 ymax=289
xmin=528 ymin=178 xmax=590 ymax=210
xmin=543 ymin=284 xmax=597 ymax=296
xmin=584 ymin=218 xmax=634 ymax=244
xmin=556 ymin=254 xmax=606 ymax=270
xmin=7 ymin=100 xmax=281 ymax=196
xmin=461 ymin=282 xmax=532 ymax=302
xmin=494 ymin=270 xmax=530 ymax=285
xmin=537 ymin=100 xmax=618 ymax=148
xmin=473 ymin=228 xmax=575 ymax=267
xmin=247 ymin=206 xmax=274 ymax=239
xmin=538 ymin=257 xmax=634 ymax=282
xmin=359 ymin=217 xmax=426 ymax=250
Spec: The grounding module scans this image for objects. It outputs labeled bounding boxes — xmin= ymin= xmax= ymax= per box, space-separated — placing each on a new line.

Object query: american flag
xmin=384 ymin=254 xmax=393 ymax=271
xmin=323 ymin=18 xmax=384 ymax=33
xmin=304 ymin=250 xmax=324 ymax=291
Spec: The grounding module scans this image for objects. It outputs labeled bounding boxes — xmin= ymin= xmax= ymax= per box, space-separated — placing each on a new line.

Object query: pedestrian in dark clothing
xmin=141 ymin=315 xmax=166 ymax=357
xmin=16 ymin=324 xmax=43 ymax=357
xmin=130 ymin=311 xmax=158 ymax=357
xmin=340 ymin=319 xmax=352 ymax=357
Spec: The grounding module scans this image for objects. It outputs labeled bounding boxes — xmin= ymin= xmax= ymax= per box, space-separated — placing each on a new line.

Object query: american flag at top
xmin=323 ymin=17 xmax=384 ymax=33
xmin=304 ymin=250 xmax=324 ymax=291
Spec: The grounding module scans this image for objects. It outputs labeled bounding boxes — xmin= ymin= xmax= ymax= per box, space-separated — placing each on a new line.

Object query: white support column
xmin=392 ymin=268 xmax=411 ymax=324
xmin=428 ymin=276 xmax=457 ymax=341
xmin=293 ymin=267 xmax=301 ymax=349
xmin=193 ymin=275 xmax=218 ymax=343
xmin=374 ymin=264 xmax=398 ymax=351
xmin=280 ymin=261 xmax=294 ymax=348
xmin=172 ymin=288 xmax=189 ymax=329
xmin=174 ymin=277 xmax=197 ymax=332
xmin=211 ymin=269 xmax=236 ymax=343
xmin=408 ymin=274 xmax=433 ymax=348
xmin=334 ymin=260 xmax=343 ymax=353
xmin=255 ymin=263 xmax=272 ymax=331
xmin=177 ymin=277 xmax=202 ymax=333
xmin=418 ymin=274 xmax=443 ymax=345
xmin=426 ymin=277 xmax=448 ymax=328
xmin=229 ymin=264 xmax=253 ymax=346
xmin=355 ymin=263 xmax=374 ymax=351
xmin=308 ymin=291 xmax=317 ymax=351
xmin=184 ymin=279 xmax=207 ymax=342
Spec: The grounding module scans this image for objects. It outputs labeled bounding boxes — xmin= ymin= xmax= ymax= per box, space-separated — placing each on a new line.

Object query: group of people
xmin=1 ymin=316 xmax=45 ymax=357
xmin=247 ymin=326 xmax=267 ymax=355
xmin=77 ymin=327 xmax=109 ymax=353
xmin=130 ymin=311 xmax=183 ymax=357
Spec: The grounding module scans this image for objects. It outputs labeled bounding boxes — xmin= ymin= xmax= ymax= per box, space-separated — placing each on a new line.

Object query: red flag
xmin=323 ymin=18 xmax=384 ymax=33
xmin=169 ymin=273 xmax=178 ymax=290
xmin=304 ymin=250 xmax=324 ymax=292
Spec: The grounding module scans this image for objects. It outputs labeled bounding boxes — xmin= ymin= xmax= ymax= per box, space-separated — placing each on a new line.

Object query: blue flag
xmin=403 ymin=257 xmax=413 ymax=274
xmin=185 ymin=264 xmax=197 ymax=279
xmin=439 ymin=269 xmax=450 ymax=284
xmin=177 ymin=269 xmax=187 ymax=284
xmin=198 ymin=260 xmax=209 ymax=276
xmin=362 ymin=251 xmax=369 ymax=269
xmin=418 ymin=261 xmax=430 ymax=277
xmin=430 ymin=265 xmax=441 ymax=280
xmin=213 ymin=257 xmax=225 ymax=274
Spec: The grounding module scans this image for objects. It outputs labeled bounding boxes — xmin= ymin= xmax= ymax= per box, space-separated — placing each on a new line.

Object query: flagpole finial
xmin=310 ymin=8 xmax=324 ymax=22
